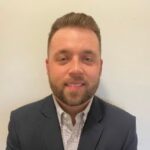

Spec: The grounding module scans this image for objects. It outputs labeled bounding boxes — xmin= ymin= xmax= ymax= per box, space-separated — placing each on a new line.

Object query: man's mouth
xmin=67 ymin=83 xmax=84 ymax=87
xmin=65 ymin=82 xmax=85 ymax=90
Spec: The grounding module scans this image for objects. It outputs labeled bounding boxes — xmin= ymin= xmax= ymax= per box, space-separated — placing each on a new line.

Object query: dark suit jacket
xmin=6 ymin=95 xmax=137 ymax=150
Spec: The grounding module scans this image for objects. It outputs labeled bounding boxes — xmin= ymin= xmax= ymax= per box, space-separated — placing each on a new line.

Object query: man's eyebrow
xmin=54 ymin=49 xmax=70 ymax=55
xmin=81 ymin=49 xmax=97 ymax=55
xmin=54 ymin=49 xmax=97 ymax=55
xmin=52 ymin=50 xmax=69 ymax=59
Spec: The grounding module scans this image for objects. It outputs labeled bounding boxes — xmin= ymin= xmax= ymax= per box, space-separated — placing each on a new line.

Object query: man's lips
xmin=66 ymin=83 xmax=84 ymax=87
xmin=64 ymin=82 xmax=85 ymax=90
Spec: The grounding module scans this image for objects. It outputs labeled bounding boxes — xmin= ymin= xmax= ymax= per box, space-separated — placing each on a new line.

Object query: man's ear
xmin=100 ymin=59 xmax=103 ymax=67
xmin=99 ymin=59 xmax=103 ymax=76
xmin=45 ymin=58 xmax=48 ymax=64
xmin=45 ymin=58 xmax=49 ymax=74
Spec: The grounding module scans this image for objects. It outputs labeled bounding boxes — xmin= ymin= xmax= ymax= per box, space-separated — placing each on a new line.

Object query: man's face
xmin=46 ymin=27 xmax=102 ymax=106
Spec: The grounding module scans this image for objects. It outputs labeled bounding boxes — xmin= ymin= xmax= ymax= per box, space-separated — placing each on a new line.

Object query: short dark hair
xmin=47 ymin=12 xmax=101 ymax=54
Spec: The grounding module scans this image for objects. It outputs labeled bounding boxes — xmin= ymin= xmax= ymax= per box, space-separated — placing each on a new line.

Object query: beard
xmin=49 ymin=77 xmax=100 ymax=107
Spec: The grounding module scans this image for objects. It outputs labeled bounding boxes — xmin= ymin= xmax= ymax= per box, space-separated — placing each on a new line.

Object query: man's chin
xmin=63 ymin=93 xmax=90 ymax=106
xmin=66 ymin=98 xmax=83 ymax=106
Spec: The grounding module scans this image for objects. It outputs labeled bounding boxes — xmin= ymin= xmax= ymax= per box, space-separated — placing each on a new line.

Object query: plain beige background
xmin=0 ymin=0 xmax=150 ymax=149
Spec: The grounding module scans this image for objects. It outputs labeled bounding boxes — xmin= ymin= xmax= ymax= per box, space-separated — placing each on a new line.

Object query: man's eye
xmin=60 ymin=57 xmax=67 ymax=61
xmin=85 ymin=57 xmax=93 ymax=61
xmin=56 ymin=55 xmax=69 ymax=64
xmin=83 ymin=56 xmax=94 ymax=62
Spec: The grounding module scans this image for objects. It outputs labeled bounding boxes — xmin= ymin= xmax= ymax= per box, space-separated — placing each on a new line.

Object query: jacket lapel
xmin=78 ymin=97 xmax=105 ymax=150
xmin=40 ymin=95 xmax=64 ymax=150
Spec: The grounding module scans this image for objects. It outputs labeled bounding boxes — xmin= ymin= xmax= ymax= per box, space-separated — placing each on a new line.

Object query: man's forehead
xmin=51 ymin=27 xmax=98 ymax=41
xmin=48 ymin=27 xmax=100 ymax=56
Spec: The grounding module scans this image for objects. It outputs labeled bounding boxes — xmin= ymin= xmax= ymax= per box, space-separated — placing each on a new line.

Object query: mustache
xmin=64 ymin=76 xmax=86 ymax=84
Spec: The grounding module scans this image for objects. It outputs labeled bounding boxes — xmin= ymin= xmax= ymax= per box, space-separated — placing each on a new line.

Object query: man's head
xmin=46 ymin=12 xmax=102 ymax=107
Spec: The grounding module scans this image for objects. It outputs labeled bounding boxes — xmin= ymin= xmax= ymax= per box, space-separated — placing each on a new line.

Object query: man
xmin=6 ymin=12 xmax=137 ymax=150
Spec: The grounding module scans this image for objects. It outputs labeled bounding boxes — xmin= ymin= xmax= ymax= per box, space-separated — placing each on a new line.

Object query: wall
xmin=0 ymin=0 xmax=150 ymax=149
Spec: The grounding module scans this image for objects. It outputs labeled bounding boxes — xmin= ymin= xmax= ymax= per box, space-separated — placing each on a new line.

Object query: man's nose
xmin=68 ymin=57 xmax=83 ymax=76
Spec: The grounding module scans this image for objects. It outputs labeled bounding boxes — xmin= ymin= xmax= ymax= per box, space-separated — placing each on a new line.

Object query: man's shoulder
xmin=94 ymin=96 xmax=136 ymax=124
xmin=11 ymin=95 xmax=52 ymax=119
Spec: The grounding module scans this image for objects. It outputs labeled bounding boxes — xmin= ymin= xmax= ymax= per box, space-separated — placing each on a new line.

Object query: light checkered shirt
xmin=53 ymin=95 xmax=93 ymax=150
